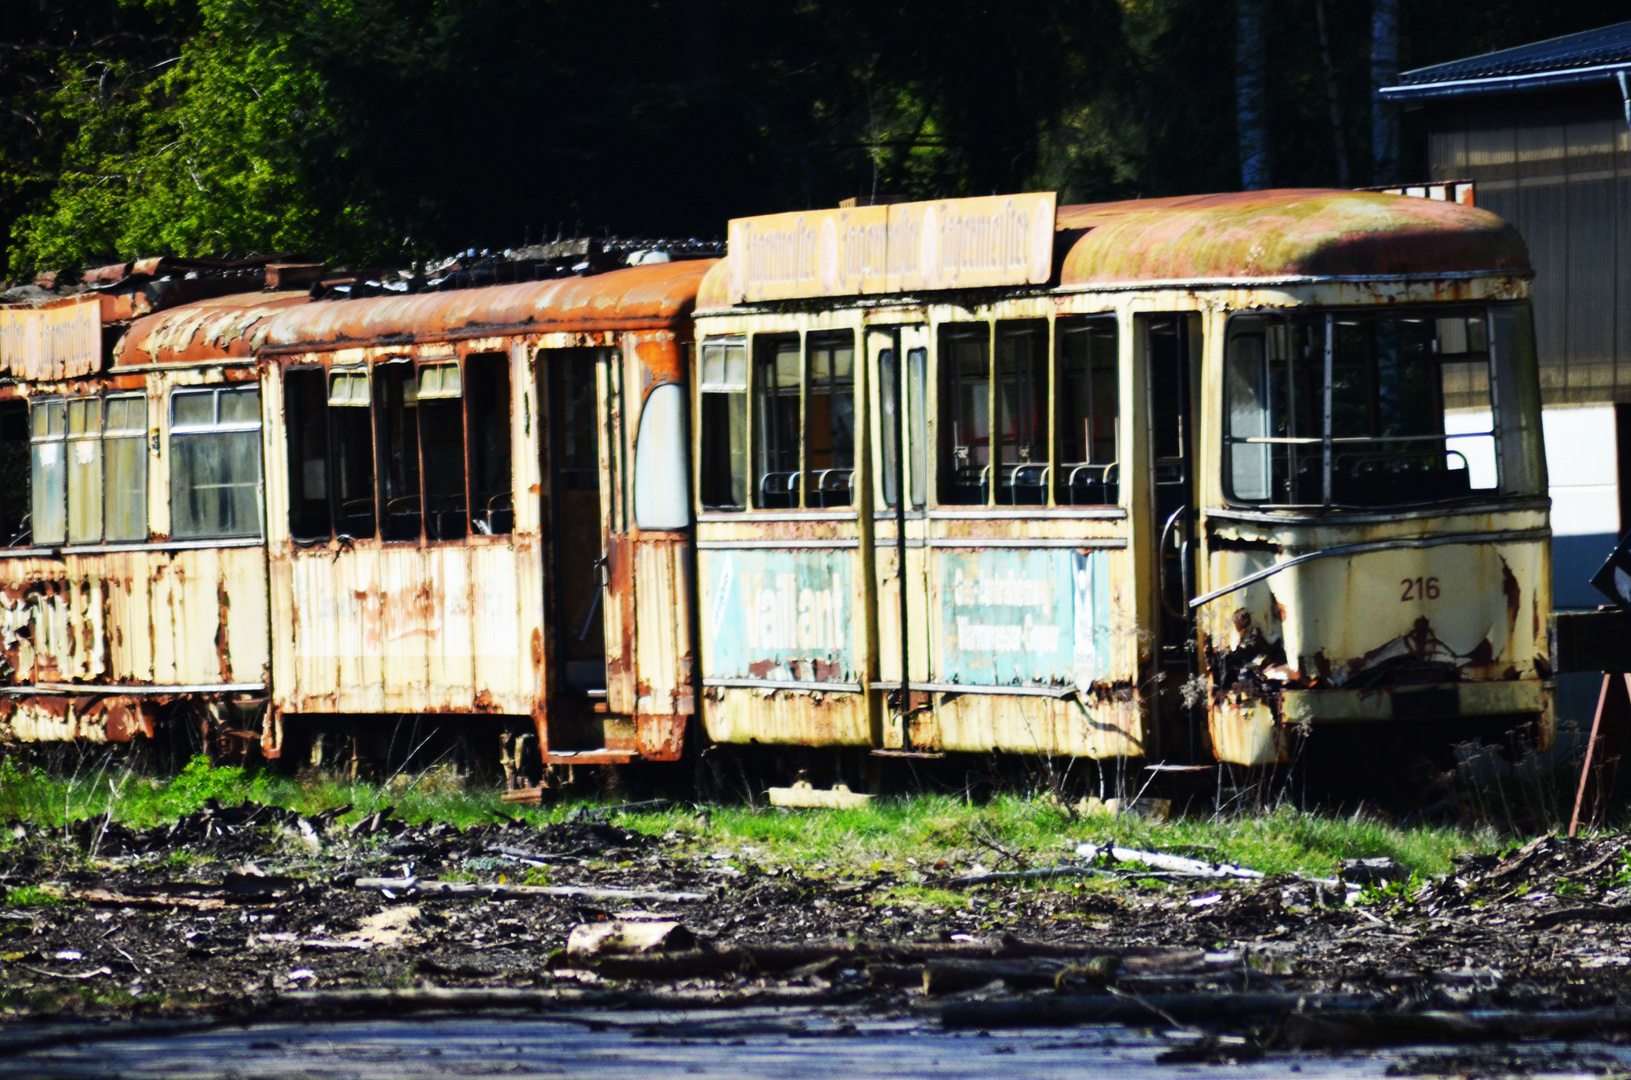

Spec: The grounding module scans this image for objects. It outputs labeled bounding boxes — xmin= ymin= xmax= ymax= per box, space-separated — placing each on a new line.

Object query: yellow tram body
xmin=0 ymin=188 xmax=1552 ymax=769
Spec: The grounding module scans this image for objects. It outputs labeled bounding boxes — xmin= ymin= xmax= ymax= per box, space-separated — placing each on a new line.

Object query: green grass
xmin=0 ymin=753 xmax=1501 ymax=879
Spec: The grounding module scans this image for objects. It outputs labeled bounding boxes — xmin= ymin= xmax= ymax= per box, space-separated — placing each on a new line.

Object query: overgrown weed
xmin=0 ymin=752 xmax=1503 ymax=879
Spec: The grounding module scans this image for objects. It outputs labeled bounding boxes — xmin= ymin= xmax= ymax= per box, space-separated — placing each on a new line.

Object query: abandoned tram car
xmin=0 ymin=189 xmax=1551 ymax=770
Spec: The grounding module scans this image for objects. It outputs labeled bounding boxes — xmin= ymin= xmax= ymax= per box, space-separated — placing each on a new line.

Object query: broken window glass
xmin=939 ymin=326 xmax=990 ymax=505
xmin=1056 ymin=318 xmax=1119 ymax=506
xmin=465 ymin=354 xmax=512 ymax=536
xmin=327 ymin=368 xmax=376 ymax=539
xmin=806 ymin=333 xmax=854 ymax=508
xmin=753 ymin=336 xmax=801 ymax=508
xmin=170 ymin=386 xmax=262 ymax=538
xmin=285 ymin=369 xmax=331 ymax=542
xmin=699 ymin=339 xmax=748 ymax=511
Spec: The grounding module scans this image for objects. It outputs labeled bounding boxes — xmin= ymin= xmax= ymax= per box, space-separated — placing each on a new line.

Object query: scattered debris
xmin=768 ymin=782 xmax=871 ymax=810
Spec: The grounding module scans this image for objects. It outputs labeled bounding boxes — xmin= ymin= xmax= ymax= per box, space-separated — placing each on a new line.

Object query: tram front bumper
xmin=1281 ymin=678 xmax=1547 ymax=725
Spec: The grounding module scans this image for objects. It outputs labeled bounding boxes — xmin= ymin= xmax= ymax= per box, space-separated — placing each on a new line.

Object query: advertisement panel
xmin=701 ymin=548 xmax=856 ymax=684
xmin=727 ymin=193 xmax=1056 ymax=303
xmin=937 ymin=547 xmax=1111 ymax=690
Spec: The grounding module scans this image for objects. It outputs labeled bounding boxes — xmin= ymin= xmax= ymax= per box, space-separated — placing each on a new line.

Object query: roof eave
xmin=1380 ymin=62 xmax=1631 ymax=102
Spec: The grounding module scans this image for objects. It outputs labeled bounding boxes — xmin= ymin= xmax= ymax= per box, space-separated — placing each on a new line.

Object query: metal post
xmin=1322 ymin=314 xmax=1333 ymax=505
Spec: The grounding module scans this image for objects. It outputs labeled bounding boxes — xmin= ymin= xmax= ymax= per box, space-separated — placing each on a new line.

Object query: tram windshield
xmin=1224 ymin=303 xmax=1545 ymax=508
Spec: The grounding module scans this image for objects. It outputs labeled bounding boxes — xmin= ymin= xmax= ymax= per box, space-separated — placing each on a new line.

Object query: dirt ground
xmin=2 ymin=800 xmax=1630 ymax=1033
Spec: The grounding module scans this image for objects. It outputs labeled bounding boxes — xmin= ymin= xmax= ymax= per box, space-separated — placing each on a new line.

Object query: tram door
xmin=1145 ymin=314 xmax=1203 ymax=756
xmin=870 ymin=325 xmax=934 ymax=749
xmin=542 ymin=348 xmax=619 ymax=740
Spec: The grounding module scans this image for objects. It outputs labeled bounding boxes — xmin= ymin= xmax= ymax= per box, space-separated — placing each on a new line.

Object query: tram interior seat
xmin=808 ymin=469 xmax=854 ymax=509
xmin=474 ymin=491 xmax=513 ymax=535
xmin=760 ymin=470 xmax=800 ymax=509
xmin=998 ymin=463 xmax=1049 ymax=506
xmin=1334 ymin=449 xmax=1470 ymax=506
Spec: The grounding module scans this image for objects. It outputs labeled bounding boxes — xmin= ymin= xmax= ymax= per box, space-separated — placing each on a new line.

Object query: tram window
xmin=465 ymin=354 xmax=512 ymax=536
xmin=996 ymin=322 xmax=1047 ymax=506
xmin=0 ymin=401 xmax=29 ymax=546
xmin=1492 ymin=304 xmax=1547 ymax=496
xmin=806 ymin=334 xmax=855 ymax=508
xmin=102 ymin=395 xmax=147 ymax=542
xmin=285 ymin=369 xmax=332 ymax=542
xmin=1224 ymin=308 xmax=1509 ymax=508
xmin=30 ymin=400 xmax=65 ymax=544
xmin=419 ymin=362 xmax=467 ymax=542
xmin=66 ymin=399 xmax=102 ymax=543
xmin=940 ymin=326 xmax=990 ymax=505
xmin=170 ymin=386 xmax=262 ymax=539
xmin=879 ymin=346 xmax=899 ymax=509
xmin=699 ymin=340 xmax=748 ymax=510
xmin=1057 ymin=319 xmax=1119 ymax=506
xmin=328 ymin=369 xmax=377 ymax=539
xmin=753 ymin=336 xmax=801 ymax=508
xmin=557 ymin=354 xmax=600 ymax=493
xmin=374 ymin=363 xmax=422 ymax=541
xmin=906 ymin=347 xmax=928 ymax=508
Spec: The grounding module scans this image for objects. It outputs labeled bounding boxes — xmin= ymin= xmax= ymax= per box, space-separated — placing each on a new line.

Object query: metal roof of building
xmin=1380 ymin=20 xmax=1631 ymax=101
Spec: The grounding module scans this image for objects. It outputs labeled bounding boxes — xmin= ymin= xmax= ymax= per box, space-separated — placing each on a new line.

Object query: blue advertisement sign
xmin=938 ymin=548 xmax=1111 ymax=689
xmin=702 ymin=548 xmax=855 ymax=683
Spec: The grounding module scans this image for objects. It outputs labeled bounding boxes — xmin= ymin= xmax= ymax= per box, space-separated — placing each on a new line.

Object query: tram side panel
xmin=264 ymin=342 xmax=546 ymax=726
xmin=1 ymin=364 xmax=272 ymax=746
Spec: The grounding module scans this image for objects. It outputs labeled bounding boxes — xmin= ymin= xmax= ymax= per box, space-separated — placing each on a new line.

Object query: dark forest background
xmin=2 ymin=0 xmax=1628 ymax=277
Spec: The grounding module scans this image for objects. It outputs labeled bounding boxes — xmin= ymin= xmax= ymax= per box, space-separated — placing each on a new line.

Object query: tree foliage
xmin=3 ymin=0 xmax=1629 ymax=277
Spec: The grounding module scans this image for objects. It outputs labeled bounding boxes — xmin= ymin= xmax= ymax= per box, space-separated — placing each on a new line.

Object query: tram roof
xmin=1055 ymin=189 xmax=1529 ymax=285
xmin=116 ymin=290 xmax=313 ymax=368
xmin=694 ymin=188 xmax=1529 ymax=311
xmin=115 ymin=258 xmax=716 ymax=367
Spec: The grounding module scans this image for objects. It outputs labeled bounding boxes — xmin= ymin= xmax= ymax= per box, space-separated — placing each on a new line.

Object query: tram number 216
xmin=1401 ymin=577 xmax=1441 ymax=601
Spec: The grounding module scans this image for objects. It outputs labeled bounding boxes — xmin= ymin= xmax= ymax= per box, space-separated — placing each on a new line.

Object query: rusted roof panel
xmin=261 ymin=259 xmax=716 ymax=352
xmin=1058 ymin=189 xmax=1529 ymax=284
xmin=115 ymin=291 xmax=313 ymax=368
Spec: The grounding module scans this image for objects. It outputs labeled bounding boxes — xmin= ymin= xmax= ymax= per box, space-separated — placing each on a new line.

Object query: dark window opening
xmin=0 ymin=400 xmax=29 ymax=546
xmin=465 ymin=354 xmax=512 ymax=536
xmin=806 ymin=333 xmax=854 ymax=508
xmin=996 ymin=321 xmax=1047 ymax=505
xmin=1057 ymin=318 xmax=1119 ymax=505
xmin=375 ymin=363 xmax=422 ymax=541
xmin=699 ymin=339 xmax=748 ymax=510
xmin=285 ymin=369 xmax=332 ymax=542
xmin=939 ymin=326 xmax=989 ymax=505
xmin=753 ymin=336 xmax=801 ymax=508
xmin=557 ymin=355 xmax=599 ymax=493
xmin=418 ymin=361 xmax=467 ymax=541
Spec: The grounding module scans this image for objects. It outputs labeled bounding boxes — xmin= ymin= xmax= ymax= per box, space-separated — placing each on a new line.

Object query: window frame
xmin=933 ymin=314 xmax=1123 ymax=510
xmin=168 ymin=384 xmax=264 ymax=540
xmin=697 ymin=336 xmax=749 ymax=511
xmin=24 ymin=392 xmax=150 ymax=547
xmin=1220 ymin=304 xmax=1509 ymax=510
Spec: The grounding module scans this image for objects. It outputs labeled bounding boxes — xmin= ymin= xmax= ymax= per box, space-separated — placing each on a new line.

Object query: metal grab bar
xmin=1158 ymin=505 xmax=1189 ymax=619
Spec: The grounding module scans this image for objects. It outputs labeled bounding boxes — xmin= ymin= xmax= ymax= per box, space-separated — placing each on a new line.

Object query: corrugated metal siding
xmin=0 ymin=297 xmax=101 ymax=381
xmin=1427 ymin=90 xmax=1630 ymax=404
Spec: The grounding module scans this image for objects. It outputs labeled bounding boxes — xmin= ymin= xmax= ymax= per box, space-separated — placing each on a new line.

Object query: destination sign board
xmin=726 ymin=192 xmax=1057 ymax=303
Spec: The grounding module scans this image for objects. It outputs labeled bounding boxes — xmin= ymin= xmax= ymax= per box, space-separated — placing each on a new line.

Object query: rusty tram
xmin=0 ymin=188 xmax=1552 ymax=776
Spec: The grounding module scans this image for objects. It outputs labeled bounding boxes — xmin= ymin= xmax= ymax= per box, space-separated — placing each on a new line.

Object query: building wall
xmin=1427 ymin=89 xmax=1629 ymax=617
